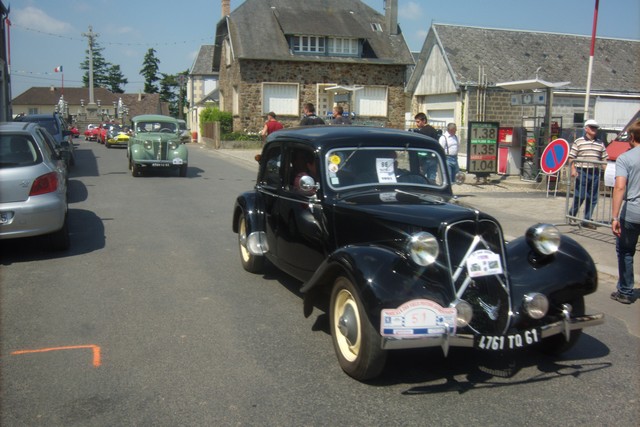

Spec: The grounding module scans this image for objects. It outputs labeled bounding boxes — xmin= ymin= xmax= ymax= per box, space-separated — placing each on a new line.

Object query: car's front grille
xmin=444 ymin=219 xmax=510 ymax=335
xmin=152 ymin=141 xmax=168 ymax=160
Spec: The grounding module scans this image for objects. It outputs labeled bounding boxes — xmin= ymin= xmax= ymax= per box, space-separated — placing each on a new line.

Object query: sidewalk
xmin=205 ymin=145 xmax=640 ymax=336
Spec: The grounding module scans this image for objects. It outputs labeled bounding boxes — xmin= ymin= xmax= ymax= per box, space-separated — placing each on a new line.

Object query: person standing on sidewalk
xmin=412 ymin=112 xmax=439 ymax=182
xmin=260 ymin=112 xmax=284 ymax=143
xmin=299 ymin=103 xmax=325 ymax=126
xmin=610 ymin=120 xmax=640 ymax=304
xmin=568 ymin=119 xmax=608 ymax=228
xmin=439 ymin=123 xmax=460 ymax=183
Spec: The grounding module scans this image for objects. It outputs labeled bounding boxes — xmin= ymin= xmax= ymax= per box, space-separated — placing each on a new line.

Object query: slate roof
xmin=215 ymin=0 xmax=413 ymax=66
xmin=190 ymin=45 xmax=216 ymax=75
xmin=412 ymin=24 xmax=640 ymax=93
xmin=12 ymin=87 xmax=169 ymax=117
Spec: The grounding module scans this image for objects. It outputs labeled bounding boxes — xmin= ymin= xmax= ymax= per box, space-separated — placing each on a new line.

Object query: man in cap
xmin=568 ymin=119 xmax=608 ymax=228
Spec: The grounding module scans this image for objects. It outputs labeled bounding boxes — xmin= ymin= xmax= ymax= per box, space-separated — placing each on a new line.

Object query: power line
xmin=11 ymin=23 xmax=211 ymax=47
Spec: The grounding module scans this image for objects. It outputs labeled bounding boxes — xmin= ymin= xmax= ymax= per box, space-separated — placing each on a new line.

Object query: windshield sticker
xmin=376 ymin=158 xmax=397 ymax=183
xmin=329 ymin=154 xmax=342 ymax=165
xmin=381 ymin=299 xmax=456 ymax=337
xmin=379 ymin=192 xmax=397 ymax=202
xmin=328 ymin=163 xmax=339 ymax=174
xmin=466 ymin=249 xmax=503 ymax=277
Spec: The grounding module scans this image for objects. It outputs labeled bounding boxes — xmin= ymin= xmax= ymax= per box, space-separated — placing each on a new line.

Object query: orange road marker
xmin=11 ymin=344 xmax=102 ymax=367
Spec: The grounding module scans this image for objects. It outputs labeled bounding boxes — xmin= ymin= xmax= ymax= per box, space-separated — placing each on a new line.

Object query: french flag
xmin=54 ymin=65 xmax=63 ymax=72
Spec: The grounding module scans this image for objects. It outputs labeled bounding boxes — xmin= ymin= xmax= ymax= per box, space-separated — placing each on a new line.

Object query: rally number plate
xmin=475 ymin=328 xmax=541 ymax=351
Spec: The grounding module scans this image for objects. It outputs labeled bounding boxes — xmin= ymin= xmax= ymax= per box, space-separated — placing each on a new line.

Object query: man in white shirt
xmin=439 ymin=123 xmax=459 ymax=183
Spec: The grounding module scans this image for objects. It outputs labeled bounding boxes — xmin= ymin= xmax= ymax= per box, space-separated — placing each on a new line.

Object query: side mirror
xmin=299 ymin=175 xmax=319 ymax=195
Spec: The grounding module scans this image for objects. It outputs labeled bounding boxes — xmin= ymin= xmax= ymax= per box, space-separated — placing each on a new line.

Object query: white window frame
xmin=232 ymin=86 xmax=239 ymax=116
xmin=262 ymin=83 xmax=299 ymax=116
xmin=328 ymin=37 xmax=359 ymax=55
xmin=292 ymin=35 xmax=325 ymax=53
xmin=355 ymin=86 xmax=388 ymax=117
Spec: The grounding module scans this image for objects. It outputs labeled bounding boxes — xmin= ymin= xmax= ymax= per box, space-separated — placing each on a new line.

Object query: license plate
xmin=151 ymin=163 xmax=170 ymax=167
xmin=475 ymin=328 xmax=540 ymax=351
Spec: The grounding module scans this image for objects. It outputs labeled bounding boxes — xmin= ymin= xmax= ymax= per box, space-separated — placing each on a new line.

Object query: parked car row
xmin=0 ymin=121 xmax=70 ymax=251
xmin=15 ymin=112 xmax=75 ymax=169
xmin=233 ymin=126 xmax=605 ymax=381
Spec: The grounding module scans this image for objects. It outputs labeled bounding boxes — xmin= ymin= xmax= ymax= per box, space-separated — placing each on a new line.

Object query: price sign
xmin=467 ymin=122 xmax=499 ymax=175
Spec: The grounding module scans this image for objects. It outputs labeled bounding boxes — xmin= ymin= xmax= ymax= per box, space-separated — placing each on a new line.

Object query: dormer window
xmin=328 ymin=38 xmax=359 ymax=55
xmin=289 ymin=35 xmax=360 ymax=57
xmin=292 ymin=36 xmax=325 ymax=53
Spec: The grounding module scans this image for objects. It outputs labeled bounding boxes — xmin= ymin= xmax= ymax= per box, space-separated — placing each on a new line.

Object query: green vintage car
xmin=127 ymin=115 xmax=189 ymax=177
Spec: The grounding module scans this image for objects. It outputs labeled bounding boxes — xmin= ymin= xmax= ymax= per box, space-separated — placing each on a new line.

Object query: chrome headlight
xmin=523 ymin=293 xmax=549 ymax=319
xmin=143 ymin=140 xmax=153 ymax=150
xmin=453 ymin=300 xmax=473 ymax=327
xmin=406 ymin=232 xmax=439 ymax=266
xmin=168 ymin=141 xmax=178 ymax=150
xmin=526 ymin=223 xmax=560 ymax=255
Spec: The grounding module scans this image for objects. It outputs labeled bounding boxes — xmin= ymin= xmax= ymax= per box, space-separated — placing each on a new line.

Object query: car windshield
xmin=136 ymin=121 xmax=177 ymax=133
xmin=325 ymin=147 xmax=447 ymax=190
xmin=22 ymin=118 xmax=58 ymax=135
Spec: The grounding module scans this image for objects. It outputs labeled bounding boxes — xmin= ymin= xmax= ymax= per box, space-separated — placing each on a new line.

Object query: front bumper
xmin=381 ymin=311 xmax=604 ymax=352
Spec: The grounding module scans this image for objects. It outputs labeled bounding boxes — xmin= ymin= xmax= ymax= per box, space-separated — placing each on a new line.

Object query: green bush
xmin=199 ymin=107 xmax=233 ymax=134
xmin=222 ymin=132 xmax=261 ymax=141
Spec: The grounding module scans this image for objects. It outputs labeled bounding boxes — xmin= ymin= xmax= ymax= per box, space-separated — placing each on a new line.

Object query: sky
xmin=7 ymin=0 xmax=640 ymax=98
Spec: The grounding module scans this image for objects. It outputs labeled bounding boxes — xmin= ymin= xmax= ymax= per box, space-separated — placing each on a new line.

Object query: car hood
xmin=332 ymin=189 xmax=486 ymax=228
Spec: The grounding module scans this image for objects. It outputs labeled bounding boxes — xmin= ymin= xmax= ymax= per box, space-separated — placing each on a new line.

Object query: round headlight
xmin=523 ymin=293 xmax=549 ymax=319
xmin=526 ymin=223 xmax=561 ymax=255
xmin=453 ymin=300 xmax=473 ymax=327
xmin=406 ymin=232 xmax=439 ymax=266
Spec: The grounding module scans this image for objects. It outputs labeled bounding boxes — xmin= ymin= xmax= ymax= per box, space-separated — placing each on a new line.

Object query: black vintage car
xmin=232 ymin=126 xmax=604 ymax=381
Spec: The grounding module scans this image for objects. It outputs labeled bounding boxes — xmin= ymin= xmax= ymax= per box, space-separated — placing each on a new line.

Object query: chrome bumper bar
xmin=381 ymin=312 xmax=605 ymax=352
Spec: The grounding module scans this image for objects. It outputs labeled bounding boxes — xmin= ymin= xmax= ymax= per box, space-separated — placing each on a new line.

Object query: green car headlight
xmin=143 ymin=140 xmax=153 ymax=150
xmin=526 ymin=223 xmax=561 ymax=256
xmin=406 ymin=232 xmax=439 ymax=266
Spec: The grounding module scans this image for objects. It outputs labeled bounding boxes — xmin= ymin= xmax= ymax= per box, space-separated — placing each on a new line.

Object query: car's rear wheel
xmin=330 ymin=276 xmax=387 ymax=381
xmin=538 ymin=296 xmax=585 ymax=355
xmin=238 ymin=212 xmax=264 ymax=273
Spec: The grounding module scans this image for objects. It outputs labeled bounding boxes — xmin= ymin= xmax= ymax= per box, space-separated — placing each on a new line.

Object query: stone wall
xmin=219 ymin=55 xmax=409 ymax=132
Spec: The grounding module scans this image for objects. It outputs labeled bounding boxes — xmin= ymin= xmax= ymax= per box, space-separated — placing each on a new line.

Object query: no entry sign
xmin=540 ymin=138 xmax=570 ymax=175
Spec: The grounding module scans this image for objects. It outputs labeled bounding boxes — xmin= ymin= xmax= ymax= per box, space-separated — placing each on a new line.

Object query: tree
xmin=159 ymin=73 xmax=178 ymax=116
xmin=140 ymin=48 xmax=161 ymax=94
xmin=80 ymin=38 xmax=111 ymax=89
xmin=80 ymin=37 xmax=128 ymax=92
xmin=106 ymin=64 xmax=128 ymax=93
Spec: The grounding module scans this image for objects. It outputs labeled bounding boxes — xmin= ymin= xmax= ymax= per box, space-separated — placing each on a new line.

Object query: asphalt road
xmin=1 ymin=141 xmax=638 ymax=426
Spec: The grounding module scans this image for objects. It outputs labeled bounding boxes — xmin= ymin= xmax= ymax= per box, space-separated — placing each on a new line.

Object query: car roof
xmin=0 ymin=121 xmax=41 ymax=132
xmin=132 ymin=114 xmax=178 ymax=123
xmin=266 ymin=125 xmax=442 ymax=152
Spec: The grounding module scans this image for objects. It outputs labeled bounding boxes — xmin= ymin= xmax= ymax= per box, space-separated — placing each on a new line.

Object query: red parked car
xmin=84 ymin=124 xmax=96 ymax=140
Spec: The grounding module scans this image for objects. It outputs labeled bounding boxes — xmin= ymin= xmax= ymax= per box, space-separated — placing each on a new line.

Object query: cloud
xmin=398 ymin=1 xmax=424 ymax=21
xmin=12 ymin=6 xmax=73 ymax=34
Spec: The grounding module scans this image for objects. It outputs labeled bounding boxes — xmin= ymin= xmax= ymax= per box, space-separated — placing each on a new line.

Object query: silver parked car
xmin=0 ymin=121 xmax=69 ymax=250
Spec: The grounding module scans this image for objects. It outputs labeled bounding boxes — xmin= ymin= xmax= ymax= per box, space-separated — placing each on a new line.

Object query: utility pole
xmin=82 ymin=26 xmax=98 ymax=117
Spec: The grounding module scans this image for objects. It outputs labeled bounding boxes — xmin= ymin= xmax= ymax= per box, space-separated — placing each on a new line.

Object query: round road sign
xmin=540 ymin=138 xmax=570 ymax=175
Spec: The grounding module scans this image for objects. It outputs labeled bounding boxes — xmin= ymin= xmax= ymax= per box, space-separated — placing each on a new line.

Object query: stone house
xmin=407 ymin=23 xmax=640 ymax=175
xmin=212 ymin=0 xmax=414 ymax=132
xmin=187 ymin=45 xmax=219 ymax=137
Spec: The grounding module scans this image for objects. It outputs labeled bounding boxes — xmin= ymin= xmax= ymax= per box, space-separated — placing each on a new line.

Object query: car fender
xmin=301 ymin=244 xmax=452 ymax=323
xmin=505 ymin=234 xmax=598 ymax=307
xmin=232 ymin=191 xmax=263 ymax=234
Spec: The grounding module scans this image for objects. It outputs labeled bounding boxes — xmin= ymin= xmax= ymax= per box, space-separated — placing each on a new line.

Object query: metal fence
xmin=562 ymin=159 xmax=613 ymax=228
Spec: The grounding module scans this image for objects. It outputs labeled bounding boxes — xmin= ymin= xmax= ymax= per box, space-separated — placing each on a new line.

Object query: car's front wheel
xmin=179 ymin=164 xmax=188 ymax=177
xmin=132 ymin=162 xmax=141 ymax=177
xmin=237 ymin=212 xmax=264 ymax=273
xmin=330 ymin=276 xmax=387 ymax=381
xmin=538 ymin=296 xmax=585 ymax=355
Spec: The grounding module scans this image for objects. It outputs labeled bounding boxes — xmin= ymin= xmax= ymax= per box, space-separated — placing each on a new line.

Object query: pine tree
xmin=159 ymin=73 xmax=178 ymax=116
xmin=107 ymin=64 xmax=128 ymax=93
xmin=80 ymin=38 xmax=128 ymax=92
xmin=140 ymin=48 xmax=161 ymax=94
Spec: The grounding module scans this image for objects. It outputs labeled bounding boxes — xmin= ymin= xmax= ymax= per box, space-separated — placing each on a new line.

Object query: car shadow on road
xmin=0 ymin=208 xmax=105 ymax=265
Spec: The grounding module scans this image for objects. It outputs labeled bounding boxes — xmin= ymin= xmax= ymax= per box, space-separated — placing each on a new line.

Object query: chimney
xmin=385 ymin=0 xmax=398 ymax=36
xmin=222 ymin=0 xmax=230 ymax=17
